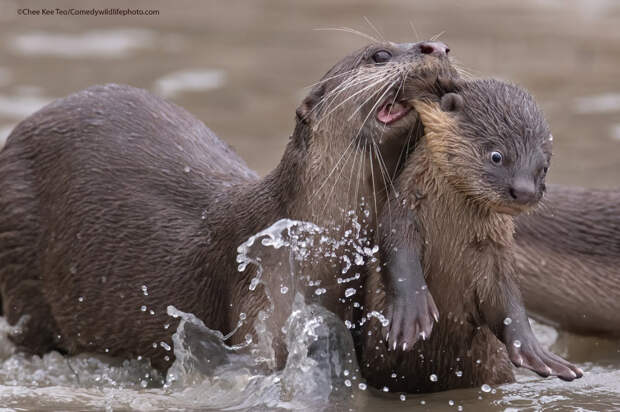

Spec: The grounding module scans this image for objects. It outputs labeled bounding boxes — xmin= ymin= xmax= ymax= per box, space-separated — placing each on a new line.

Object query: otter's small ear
xmin=296 ymin=84 xmax=326 ymax=124
xmin=438 ymin=76 xmax=460 ymax=93
xmin=440 ymin=93 xmax=464 ymax=112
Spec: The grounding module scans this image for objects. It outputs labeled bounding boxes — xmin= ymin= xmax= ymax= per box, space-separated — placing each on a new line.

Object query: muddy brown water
xmin=0 ymin=0 xmax=619 ymax=410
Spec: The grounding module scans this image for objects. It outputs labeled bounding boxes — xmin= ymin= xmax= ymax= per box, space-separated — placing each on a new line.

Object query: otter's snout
xmin=509 ymin=177 xmax=538 ymax=205
xmin=416 ymin=41 xmax=450 ymax=58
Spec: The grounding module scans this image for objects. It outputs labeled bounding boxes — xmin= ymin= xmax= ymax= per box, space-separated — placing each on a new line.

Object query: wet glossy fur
xmin=358 ymin=80 xmax=581 ymax=393
xmin=514 ymin=184 xmax=620 ymax=337
xmin=0 ymin=42 xmax=456 ymax=370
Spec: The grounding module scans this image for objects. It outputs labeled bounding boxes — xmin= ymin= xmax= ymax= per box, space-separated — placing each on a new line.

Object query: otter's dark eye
xmin=543 ymin=166 xmax=549 ymax=174
xmin=372 ymin=50 xmax=392 ymax=64
xmin=490 ymin=151 xmax=503 ymax=165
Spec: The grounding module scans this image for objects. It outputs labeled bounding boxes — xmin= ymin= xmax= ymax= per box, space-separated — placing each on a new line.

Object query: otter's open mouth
xmin=376 ymin=98 xmax=412 ymax=125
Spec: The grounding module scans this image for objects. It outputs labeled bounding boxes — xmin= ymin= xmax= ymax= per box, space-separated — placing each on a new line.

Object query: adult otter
xmin=0 ymin=41 xmax=455 ymax=371
xmin=360 ymin=79 xmax=582 ymax=393
xmin=514 ymin=185 xmax=620 ymax=337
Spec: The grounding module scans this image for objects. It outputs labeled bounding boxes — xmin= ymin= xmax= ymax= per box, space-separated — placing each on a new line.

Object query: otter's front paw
xmin=507 ymin=338 xmax=583 ymax=381
xmin=385 ymin=289 xmax=439 ymax=351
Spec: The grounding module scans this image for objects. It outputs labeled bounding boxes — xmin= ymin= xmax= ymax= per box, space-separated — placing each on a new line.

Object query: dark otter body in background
xmin=515 ymin=184 xmax=620 ymax=337
xmin=0 ymin=41 xmax=456 ymax=371
xmin=360 ymin=79 xmax=581 ymax=393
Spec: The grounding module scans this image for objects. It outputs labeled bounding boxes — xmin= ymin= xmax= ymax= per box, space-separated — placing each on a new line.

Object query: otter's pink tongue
xmin=377 ymin=101 xmax=411 ymax=124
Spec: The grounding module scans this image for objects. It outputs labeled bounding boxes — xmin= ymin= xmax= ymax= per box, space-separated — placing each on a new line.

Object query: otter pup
xmin=0 ymin=41 xmax=456 ymax=370
xmin=360 ymin=79 xmax=582 ymax=393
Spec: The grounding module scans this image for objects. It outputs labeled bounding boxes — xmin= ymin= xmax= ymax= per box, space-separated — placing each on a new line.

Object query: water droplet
xmin=513 ymin=340 xmax=522 ymax=348
xmin=314 ymin=288 xmax=326 ymax=296
xmin=164 ymin=355 xmax=170 ymax=361
xmin=358 ymin=382 xmax=367 ymax=390
xmin=239 ymin=312 xmax=246 ymax=320
xmin=391 ymin=372 xmax=397 ymax=378
xmin=476 ymin=359 xmax=482 ymax=364
xmin=149 ymin=309 xmax=155 ymax=315
xmin=164 ymin=323 xmax=170 ymax=329
xmin=344 ymin=369 xmax=350 ymax=376
xmin=140 ymin=380 xmax=148 ymax=388
xmin=69 ymin=264 xmax=77 ymax=274
xmin=429 ymin=374 xmax=438 ymax=382
xmin=152 ymin=343 xmax=157 ymax=348
xmin=344 ymin=320 xmax=353 ymax=329
xmin=160 ymin=342 xmax=171 ymax=351
xmin=248 ymin=277 xmax=260 ymax=290
xmin=280 ymin=286 xmax=289 ymax=294
xmin=344 ymin=379 xmax=352 ymax=387
xmin=481 ymin=384 xmax=492 ymax=393
xmin=400 ymin=394 xmax=406 ymax=401
xmin=141 ymin=285 xmax=148 ymax=296
xmin=345 ymin=288 xmax=356 ymax=297
xmin=455 ymin=370 xmax=463 ymax=377
xmin=382 ymin=386 xmax=389 ymax=392
xmin=420 ymin=400 xmax=426 ymax=405
xmin=503 ymin=317 xmax=512 ymax=326
xmin=458 ymin=406 xmax=464 ymax=411
xmin=78 ymin=296 xmax=84 ymax=302
xmin=183 ymin=165 xmax=191 ymax=173
xmin=354 ymin=254 xmax=364 ymax=265
xmin=140 ymin=305 xmax=147 ymax=312
xmin=449 ymin=400 xmax=455 ymax=406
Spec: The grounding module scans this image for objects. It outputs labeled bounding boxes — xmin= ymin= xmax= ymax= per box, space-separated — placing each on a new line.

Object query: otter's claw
xmin=507 ymin=339 xmax=583 ymax=381
xmin=385 ymin=289 xmax=439 ymax=351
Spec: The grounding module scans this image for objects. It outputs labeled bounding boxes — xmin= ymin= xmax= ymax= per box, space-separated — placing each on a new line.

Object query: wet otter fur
xmin=359 ymin=79 xmax=582 ymax=393
xmin=0 ymin=41 xmax=456 ymax=371
xmin=514 ymin=185 xmax=620 ymax=337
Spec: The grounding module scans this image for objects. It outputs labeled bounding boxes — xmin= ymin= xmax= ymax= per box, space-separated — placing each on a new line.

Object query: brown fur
xmin=514 ymin=184 xmax=620 ymax=337
xmin=0 ymin=42 xmax=456 ymax=371
xmin=359 ymin=81 xmax=581 ymax=393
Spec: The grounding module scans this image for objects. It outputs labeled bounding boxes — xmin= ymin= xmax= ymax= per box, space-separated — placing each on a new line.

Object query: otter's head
xmin=416 ymin=79 xmax=552 ymax=215
xmin=295 ymin=41 xmax=457 ymax=217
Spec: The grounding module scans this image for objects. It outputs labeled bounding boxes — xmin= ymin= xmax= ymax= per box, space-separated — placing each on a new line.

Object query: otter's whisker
xmin=363 ymin=16 xmax=386 ymax=42
xmin=314 ymin=27 xmax=380 ymax=43
xmin=409 ymin=20 xmax=421 ymax=42
xmin=347 ymin=135 xmax=363 ymax=207
xmin=303 ymin=68 xmax=360 ymax=89
xmin=392 ymin=120 xmax=417 ymax=181
xmin=309 ymin=136 xmax=358 ymax=202
xmin=317 ymin=75 xmax=392 ymax=126
xmin=430 ymin=31 xmax=446 ymax=41
xmin=319 ymin=134 xmax=360 ymax=216
xmin=355 ymin=138 xmax=367 ymax=214
xmin=371 ymin=140 xmax=392 ymax=224
xmin=346 ymin=73 xmax=399 ymax=121
xmin=369 ymin=144 xmax=379 ymax=234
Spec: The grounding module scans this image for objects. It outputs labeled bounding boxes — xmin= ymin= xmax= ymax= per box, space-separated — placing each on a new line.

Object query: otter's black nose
xmin=509 ymin=178 xmax=537 ymax=204
xmin=417 ymin=41 xmax=450 ymax=57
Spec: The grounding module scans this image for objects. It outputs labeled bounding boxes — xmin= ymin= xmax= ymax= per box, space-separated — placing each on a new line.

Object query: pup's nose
xmin=509 ymin=177 xmax=537 ymax=204
xmin=416 ymin=41 xmax=450 ymax=57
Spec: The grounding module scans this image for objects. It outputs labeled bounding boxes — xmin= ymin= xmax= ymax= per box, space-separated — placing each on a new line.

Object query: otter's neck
xmin=229 ymin=129 xmax=309 ymax=239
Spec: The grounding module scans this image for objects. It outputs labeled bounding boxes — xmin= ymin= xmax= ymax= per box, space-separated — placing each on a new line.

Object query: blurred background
xmin=0 ymin=0 xmax=618 ymax=186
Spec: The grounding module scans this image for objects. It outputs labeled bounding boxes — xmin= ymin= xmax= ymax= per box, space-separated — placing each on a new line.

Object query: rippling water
xmin=0 ymin=0 xmax=619 ymax=410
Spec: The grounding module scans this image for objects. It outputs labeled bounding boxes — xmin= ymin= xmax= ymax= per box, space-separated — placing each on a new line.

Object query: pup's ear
xmin=440 ymin=93 xmax=464 ymax=112
xmin=296 ymin=84 xmax=326 ymax=124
